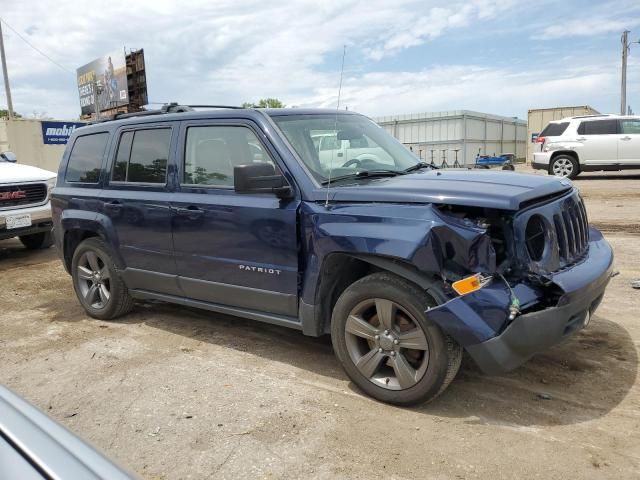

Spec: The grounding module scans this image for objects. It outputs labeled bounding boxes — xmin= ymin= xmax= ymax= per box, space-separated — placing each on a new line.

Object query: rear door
xmin=170 ymin=119 xmax=300 ymax=316
xmin=618 ymin=118 xmax=640 ymax=165
xmin=537 ymin=121 xmax=569 ymax=152
xmin=101 ymin=122 xmax=180 ymax=296
xmin=576 ymin=119 xmax=620 ymax=165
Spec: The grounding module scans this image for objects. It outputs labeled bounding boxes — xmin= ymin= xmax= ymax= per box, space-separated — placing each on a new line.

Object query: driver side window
xmin=183 ymin=126 xmax=275 ymax=187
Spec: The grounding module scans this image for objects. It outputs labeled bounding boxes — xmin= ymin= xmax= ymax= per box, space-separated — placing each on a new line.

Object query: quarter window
xmin=621 ymin=119 xmax=640 ymax=134
xmin=539 ymin=122 xmax=569 ymax=137
xmin=577 ymin=120 xmax=619 ymax=135
xmin=183 ymin=126 xmax=274 ymax=186
xmin=65 ymin=133 xmax=109 ymax=183
xmin=111 ymin=128 xmax=171 ymax=183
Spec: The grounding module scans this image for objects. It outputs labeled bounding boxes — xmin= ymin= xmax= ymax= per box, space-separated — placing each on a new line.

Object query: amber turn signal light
xmin=452 ymin=274 xmax=483 ymax=296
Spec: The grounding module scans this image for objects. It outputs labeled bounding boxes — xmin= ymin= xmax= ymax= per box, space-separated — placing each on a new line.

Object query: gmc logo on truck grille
xmin=0 ymin=190 xmax=26 ymax=201
xmin=0 ymin=183 xmax=46 ymax=207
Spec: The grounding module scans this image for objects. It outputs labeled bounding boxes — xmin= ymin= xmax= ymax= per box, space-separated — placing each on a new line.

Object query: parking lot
xmin=1 ymin=168 xmax=639 ymax=479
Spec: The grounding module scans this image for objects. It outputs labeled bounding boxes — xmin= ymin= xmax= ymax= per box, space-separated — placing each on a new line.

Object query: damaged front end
xmin=422 ymin=188 xmax=614 ymax=374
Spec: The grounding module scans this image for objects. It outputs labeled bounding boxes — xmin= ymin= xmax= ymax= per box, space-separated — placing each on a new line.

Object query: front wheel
xmin=331 ymin=273 xmax=462 ymax=406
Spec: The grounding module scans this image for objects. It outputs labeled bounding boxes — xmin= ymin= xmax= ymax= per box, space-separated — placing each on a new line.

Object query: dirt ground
xmin=1 ymin=167 xmax=639 ymax=479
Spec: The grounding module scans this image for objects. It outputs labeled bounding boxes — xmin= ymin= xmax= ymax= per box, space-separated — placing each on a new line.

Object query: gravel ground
xmin=1 ymin=167 xmax=639 ymax=479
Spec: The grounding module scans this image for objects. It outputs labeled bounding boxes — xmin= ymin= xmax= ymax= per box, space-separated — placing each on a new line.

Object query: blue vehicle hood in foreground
xmin=319 ymin=170 xmax=572 ymax=211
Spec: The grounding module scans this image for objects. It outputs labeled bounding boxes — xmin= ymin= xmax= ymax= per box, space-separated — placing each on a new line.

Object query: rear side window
xmin=539 ymin=122 xmax=569 ymax=137
xmin=65 ymin=133 xmax=109 ymax=183
xmin=577 ymin=120 xmax=619 ymax=135
xmin=111 ymin=128 xmax=171 ymax=183
xmin=621 ymin=119 xmax=640 ymax=134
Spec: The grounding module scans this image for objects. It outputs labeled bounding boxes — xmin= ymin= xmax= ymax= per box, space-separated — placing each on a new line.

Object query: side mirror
xmin=234 ymin=163 xmax=293 ymax=199
xmin=0 ymin=151 xmax=17 ymax=163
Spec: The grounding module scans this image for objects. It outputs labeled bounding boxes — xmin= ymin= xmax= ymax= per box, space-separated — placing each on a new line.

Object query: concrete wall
xmin=0 ymin=119 xmax=66 ymax=174
xmin=374 ymin=110 xmax=527 ymax=166
xmin=527 ymin=106 xmax=600 ymax=162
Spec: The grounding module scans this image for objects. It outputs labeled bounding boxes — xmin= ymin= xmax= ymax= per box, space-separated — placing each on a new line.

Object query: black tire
xmin=331 ymin=272 xmax=462 ymax=406
xmin=549 ymin=154 xmax=579 ymax=179
xmin=19 ymin=231 xmax=54 ymax=250
xmin=502 ymin=164 xmax=515 ymax=171
xmin=71 ymin=237 xmax=134 ymax=320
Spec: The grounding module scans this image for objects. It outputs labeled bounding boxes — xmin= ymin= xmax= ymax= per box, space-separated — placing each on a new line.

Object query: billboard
xmin=77 ymin=51 xmax=129 ymax=116
xmin=41 ymin=121 xmax=86 ymax=145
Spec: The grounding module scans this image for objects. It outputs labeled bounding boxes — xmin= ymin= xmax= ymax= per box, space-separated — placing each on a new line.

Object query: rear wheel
xmin=19 ymin=231 xmax=54 ymax=249
xmin=71 ymin=238 xmax=134 ymax=320
xmin=550 ymin=154 xmax=579 ymax=179
xmin=331 ymin=272 xmax=462 ymax=405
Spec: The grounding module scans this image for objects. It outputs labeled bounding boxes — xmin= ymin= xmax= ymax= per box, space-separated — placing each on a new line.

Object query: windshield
xmin=271 ymin=113 xmax=420 ymax=183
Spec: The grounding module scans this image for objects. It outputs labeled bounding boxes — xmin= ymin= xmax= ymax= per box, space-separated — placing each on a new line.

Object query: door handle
xmin=621 ymin=136 xmax=632 ymax=141
xmin=576 ymin=137 xmax=587 ymax=142
xmin=174 ymin=206 xmax=205 ymax=218
xmin=337 ymin=152 xmax=344 ymax=157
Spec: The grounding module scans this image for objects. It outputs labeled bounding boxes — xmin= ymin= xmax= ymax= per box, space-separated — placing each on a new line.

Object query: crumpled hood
xmin=319 ymin=170 xmax=572 ymax=211
xmin=0 ymin=162 xmax=56 ymax=184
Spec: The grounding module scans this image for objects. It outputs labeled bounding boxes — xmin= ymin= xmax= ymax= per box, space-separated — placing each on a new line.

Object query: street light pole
xmin=0 ymin=20 xmax=14 ymax=119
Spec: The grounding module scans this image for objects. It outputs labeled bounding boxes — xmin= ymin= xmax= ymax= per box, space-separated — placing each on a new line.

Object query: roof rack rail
xmin=186 ymin=104 xmax=245 ymax=109
xmin=91 ymin=102 xmax=245 ymax=124
xmin=571 ymin=114 xmax=612 ymax=119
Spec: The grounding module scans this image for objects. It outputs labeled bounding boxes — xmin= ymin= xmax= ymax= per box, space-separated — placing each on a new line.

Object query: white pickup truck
xmin=312 ymin=132 xmax=395 ymax=170
xmin=0 ymin=151 xmax=57 ymax=249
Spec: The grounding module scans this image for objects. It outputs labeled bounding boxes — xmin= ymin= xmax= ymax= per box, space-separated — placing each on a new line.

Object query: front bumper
xmin=426 ymin=228 xmax=614 ymax=374
xmin=532 ymin=151 xmax=552 ymax=170
xmin=0 ymin=201 xmax=53 ymax=241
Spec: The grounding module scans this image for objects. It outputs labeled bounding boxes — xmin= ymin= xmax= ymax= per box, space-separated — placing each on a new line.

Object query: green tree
xmin=0 ymin=109 xmax=22 ymax=119
xmin=242 ymin=98 xmax=285 ymax=108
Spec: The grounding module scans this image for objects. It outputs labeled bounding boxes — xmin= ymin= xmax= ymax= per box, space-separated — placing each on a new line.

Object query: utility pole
xmin=0 ymin=20 xmax=14 ymax=119
xmin=621 ymin=31 xmax=640 ymax=115
xmin=621 ymin=31 xmax=629 ymax=115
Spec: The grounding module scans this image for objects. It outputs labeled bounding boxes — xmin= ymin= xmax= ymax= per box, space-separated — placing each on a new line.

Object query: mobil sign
xmin=41 ymin=121 xmax=86 ymax=145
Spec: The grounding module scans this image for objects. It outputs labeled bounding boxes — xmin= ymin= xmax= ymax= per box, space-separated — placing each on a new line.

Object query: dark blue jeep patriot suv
xmin=51 ymin=105 xmax=614 ymax=405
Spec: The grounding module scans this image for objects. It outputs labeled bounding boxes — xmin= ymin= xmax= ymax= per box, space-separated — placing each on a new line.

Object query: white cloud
xmin=1 ymin=0 xmax=509 ymax=117
xmin=0 ymin=0 xmax=636 ymax=120
xmin=534 ymin=17 xmax=640 ymax=40
xmin=292 ymin=60 xmax=639 ymax=118
xmin=366 ymin=0 xmax=516 ymax=60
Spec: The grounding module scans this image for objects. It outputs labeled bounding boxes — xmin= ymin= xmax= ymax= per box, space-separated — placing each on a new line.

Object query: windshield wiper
xmin=321 ymin=169 xmax=404 ymax=185
xmin=403 ymin=161 xmax=437 ymax=173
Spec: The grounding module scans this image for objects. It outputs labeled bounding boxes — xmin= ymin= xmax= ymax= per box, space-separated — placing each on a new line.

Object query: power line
xmin=0 ymin=17 xmax=73 ymax=74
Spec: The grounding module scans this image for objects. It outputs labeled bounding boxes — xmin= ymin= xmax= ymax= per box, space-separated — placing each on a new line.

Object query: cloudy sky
xmin=1 ymin=0 xmax=639 ymax=120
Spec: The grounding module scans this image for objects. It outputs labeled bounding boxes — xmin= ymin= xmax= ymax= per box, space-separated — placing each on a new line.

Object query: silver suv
xmin=532 ymin=114 xmax=640 ymax=178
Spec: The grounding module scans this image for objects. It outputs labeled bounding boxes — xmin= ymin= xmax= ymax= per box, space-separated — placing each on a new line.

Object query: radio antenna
xmin=325 ymin=44 xmax=347 ymax=208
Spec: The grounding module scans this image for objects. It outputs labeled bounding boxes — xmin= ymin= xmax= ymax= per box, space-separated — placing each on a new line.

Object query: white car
xmin=532 ymin=114 xmax=640 ymax=179
xmin=0 ymin=151 xmax=57 ymax=249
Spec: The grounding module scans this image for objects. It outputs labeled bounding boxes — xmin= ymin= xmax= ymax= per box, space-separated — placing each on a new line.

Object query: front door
xmin=170 ymin=120 xmax=300 ymax=317
xmin=618 ymin=118 xmax=640 ymax=165
xmin=100 ymin=123 xmax=180 ymax=296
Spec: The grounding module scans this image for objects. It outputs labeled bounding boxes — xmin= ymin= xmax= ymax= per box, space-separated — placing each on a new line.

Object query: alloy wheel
xmin=76 ymin=251 xmax=111 ymax=310
xmin=344 ymin=298 xmax=430 ymax=390
xmin=552 ymin=157 xmax=574 ymax=177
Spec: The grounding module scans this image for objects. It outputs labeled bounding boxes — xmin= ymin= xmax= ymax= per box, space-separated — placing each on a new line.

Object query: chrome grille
xmin=0 ymin=183 xmax=47 ymax=209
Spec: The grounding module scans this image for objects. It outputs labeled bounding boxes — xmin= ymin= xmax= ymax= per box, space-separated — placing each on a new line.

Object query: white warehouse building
xmin=373 ymin=110 xmax=527 ymax=167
